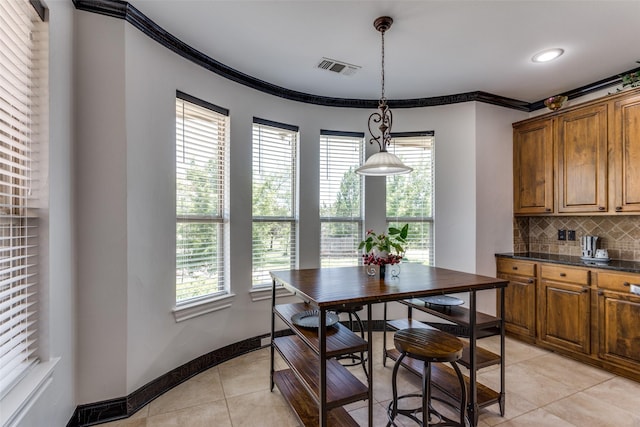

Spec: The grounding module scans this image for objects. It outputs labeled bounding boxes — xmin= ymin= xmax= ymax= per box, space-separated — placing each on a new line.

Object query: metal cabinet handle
xmin=559 ymin=272 xmax=567 ymax=277
xmin=598 ymin=206 xmax=605 ymax=211
xmin=598 ymin=290 xmax=604 ymax=296
xmin=545 ymin=208 xmax=552 ymax=212
xmin=582 ymin=287 xmax=589 ymax=293
xmin=615 ymin=206 xmax=623 ymax=212
xmin=527 ymin=278 xmax=534 ymax=284
xmin=512 ymin=266 xmax=518 ymax=270
xmin=623 ymin=282 xmax=630 ymax=287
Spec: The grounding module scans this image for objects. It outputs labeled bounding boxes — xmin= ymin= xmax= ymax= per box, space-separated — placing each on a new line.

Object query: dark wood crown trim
xmin=529 ymin=65 xmax=640 ymax=111
xmin=72 ymin=0 xmax=638 ymax=113
xmin=72 ymin=0 xmax=531 ymax=111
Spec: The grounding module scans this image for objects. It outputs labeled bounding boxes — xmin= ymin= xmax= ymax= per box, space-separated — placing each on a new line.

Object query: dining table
xmin=269 ymin=263 xmax=508 ymax=427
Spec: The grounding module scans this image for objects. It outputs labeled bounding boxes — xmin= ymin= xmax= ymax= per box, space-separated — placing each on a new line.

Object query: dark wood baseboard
xmin=67 ymin=321 xmax=385 ymax=427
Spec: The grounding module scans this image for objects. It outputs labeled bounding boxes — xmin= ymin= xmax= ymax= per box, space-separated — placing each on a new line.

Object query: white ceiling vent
xmin=317 ymin=57 xmax=361 ymax=76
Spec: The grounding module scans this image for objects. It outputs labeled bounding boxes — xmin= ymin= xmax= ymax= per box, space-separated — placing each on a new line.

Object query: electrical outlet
xmin=568 ymin=230 xmax=576 ymax=241
xmin=558 ymin=229 xmax=566 ymax=240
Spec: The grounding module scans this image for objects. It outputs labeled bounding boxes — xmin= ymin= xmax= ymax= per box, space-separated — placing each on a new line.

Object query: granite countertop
xmin=496 ymin=252 xmax=640 ymax=274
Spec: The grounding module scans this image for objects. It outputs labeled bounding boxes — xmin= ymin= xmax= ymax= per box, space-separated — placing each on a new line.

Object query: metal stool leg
xmin=423 ymin=360 xmax=431 ymax=426
xmin=333 ymin=308 xmax=368 ymax=377
xmin=450 ymin=361 xmax=467 ymax=427
xmin=386 ymin=352 xmax=406 ymax=427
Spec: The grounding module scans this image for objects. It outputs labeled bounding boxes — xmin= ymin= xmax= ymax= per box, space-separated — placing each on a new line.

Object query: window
xmin=0 ymin=0 xmax=46 ymax=397
xmin=386 ymin=133 xmax=435 ymax=265
xmin=319 ymin=131 xmax=364 ymax=267
xmin=175 ymin=92 xmax=228 ymax=304
xmin=252 ymin=118 xmax=298 ymax=287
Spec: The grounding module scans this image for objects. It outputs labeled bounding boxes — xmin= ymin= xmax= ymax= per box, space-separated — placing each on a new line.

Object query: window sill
xmin=172 ymin=293 xmax=236 ymax=322
xmin=249 ymin=285 xmax=294 ymax=302
xmin=1 ymin=358 xmax=59 ymax=427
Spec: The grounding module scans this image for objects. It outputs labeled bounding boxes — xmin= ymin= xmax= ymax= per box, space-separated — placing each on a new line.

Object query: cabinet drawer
xmin=596 ymin=271 xmax=640 ymax=293
xmin=540 ymin=264 xmax=589 ymax=285
xmin=497 ymin=258 xmax=536 ymax=277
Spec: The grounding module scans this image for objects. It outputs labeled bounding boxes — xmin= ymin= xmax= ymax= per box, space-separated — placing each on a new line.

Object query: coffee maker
xmin=581 ymin=235 xmax=598 ymax=259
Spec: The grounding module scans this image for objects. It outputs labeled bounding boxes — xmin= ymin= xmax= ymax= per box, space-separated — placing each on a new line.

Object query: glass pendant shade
xmin=355 ymin=150 xmax=413 ymax=176
xmin=355 ymin=16 xmax=413 ymax=177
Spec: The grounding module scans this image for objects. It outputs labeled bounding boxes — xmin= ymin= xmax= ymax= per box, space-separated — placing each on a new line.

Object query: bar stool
xmin=387 ymin=328 xmax=467 ymax=427
xmin=332 ymin=305 xmax=367 ymax=376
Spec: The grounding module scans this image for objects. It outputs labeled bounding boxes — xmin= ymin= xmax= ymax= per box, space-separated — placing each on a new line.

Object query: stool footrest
xmin=386 ymin=348 xmax=500 ymax=409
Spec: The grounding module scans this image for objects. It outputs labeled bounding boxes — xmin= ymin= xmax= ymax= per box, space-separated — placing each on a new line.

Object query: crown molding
xmin=72 ymin=0 xmax=636 ymax=113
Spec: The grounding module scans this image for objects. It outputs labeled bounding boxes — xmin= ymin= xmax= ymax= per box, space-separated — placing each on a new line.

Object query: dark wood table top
xmin=270 ymin=264 xmax=508 ymax=309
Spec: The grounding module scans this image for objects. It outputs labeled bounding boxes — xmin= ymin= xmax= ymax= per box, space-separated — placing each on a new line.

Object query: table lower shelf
xmin=400 ymin=298 xmax=502 ymax=330
xmin=274 ymin=369 xmax=360 ymax=427
xmin=274 ymin=303 xmax=368 ymax=357
xmin=385 ymin=348 xmax=501 ymax=409
xmin=273 ymin=335 xmax=369 ymax=408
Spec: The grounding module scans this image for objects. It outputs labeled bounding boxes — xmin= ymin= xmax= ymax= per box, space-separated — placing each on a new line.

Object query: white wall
xmin=475 ymin=103 xmax=528 ymax=313
xmin=69 ymin=10 xmax=528 ymax=403
xmin=475 ymin=102 xmax=526 ymax=277
xmin=17 ymin=1 xmax=78 ymax=426
xmin=75 ymin=12 xmax=128 ymax=402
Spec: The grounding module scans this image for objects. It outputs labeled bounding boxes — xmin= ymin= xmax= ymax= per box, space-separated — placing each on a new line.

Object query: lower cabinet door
xmin=598 ymin=290 xmax=640 ymax=370
xmin=499 ymin=273 xmax=536 ymax=338
xmin=538 ymin=280 xmax=591 ymax=354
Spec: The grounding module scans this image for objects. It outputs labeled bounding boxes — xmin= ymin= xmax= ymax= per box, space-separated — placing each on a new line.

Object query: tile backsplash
xmin=513 ymin=216 xmax=640 ymax=261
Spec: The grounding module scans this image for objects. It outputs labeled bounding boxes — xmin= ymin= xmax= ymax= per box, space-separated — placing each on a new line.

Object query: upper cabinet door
xmin=513 ymin=119 xmax=554 ymax=214
xmin=557 ymin=104 xmax=608 ymax=213
xmin=612 ymin=93 xmax=640 ymax=213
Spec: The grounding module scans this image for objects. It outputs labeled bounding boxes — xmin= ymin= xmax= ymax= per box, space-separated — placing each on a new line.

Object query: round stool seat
xmin=394 ymin=328 xmax=463 ymax=363
xmin=388 ymin=328 xmax=467 ymax=426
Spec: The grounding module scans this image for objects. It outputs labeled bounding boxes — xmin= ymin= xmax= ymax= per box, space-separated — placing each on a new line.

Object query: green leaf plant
xmin=358 ymin=224 xmax=409 ymax=265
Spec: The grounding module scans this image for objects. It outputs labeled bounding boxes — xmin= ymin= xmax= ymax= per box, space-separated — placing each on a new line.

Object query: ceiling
xmin=127 ymin=0 xmax=639 ymax=103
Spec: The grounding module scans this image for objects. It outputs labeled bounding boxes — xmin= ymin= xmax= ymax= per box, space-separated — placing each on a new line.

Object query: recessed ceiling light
xmin=531 ymin=48 xmax=564 ymax=63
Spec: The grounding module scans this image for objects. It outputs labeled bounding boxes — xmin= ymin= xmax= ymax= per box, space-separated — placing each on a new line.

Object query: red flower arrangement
xmin=358 ymin=224 xmax=408 ymax=266
xmin=361 ymin=252 xmax=403 ymax=266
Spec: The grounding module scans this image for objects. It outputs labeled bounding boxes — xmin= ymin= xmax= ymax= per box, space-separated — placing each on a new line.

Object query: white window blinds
xmin=176 ymin=93 xmax=228 ymax=303
xmin=252 ymin=118 xmax=298 ymax=287
xmin=0 ymin=0 xmax=45 ymax=397
xmin=319 ymin=131 xmax=364 ymax=267
xmin=386 ymin=133 xmax=435 ymax=265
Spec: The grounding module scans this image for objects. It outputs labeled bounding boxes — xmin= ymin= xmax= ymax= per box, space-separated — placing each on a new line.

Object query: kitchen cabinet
xmin=496 ymin=254 xmax=640 ymax=383
xmin=612 ymin=92 xmax=640 ymax=213
xmin=595 ymin=271 xmax=640 ymax=372
xmin=557 ymin=103 xmax=608 ymax=213
xmin=512 ymin=86 xmax=640 ymax=216
xmin=496 ymin=258 xmax=536 ymax=341
xmin=538 ymin=264 xmax=591 ymax=354
xmin=513 ymin=118 xmax=554 ymax=214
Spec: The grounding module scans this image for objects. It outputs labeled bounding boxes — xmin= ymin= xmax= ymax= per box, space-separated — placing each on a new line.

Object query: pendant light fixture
xmin=355 ymin=16 xmax=412 ymax=176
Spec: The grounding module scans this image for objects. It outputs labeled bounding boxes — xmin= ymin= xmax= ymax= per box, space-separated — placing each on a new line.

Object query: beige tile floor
xmin=100 ymin=333 xmax=640 ymax=427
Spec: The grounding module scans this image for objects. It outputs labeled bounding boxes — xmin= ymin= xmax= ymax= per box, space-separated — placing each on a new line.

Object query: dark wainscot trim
xmin=67 ymin=333 xmax=271 ymax=427
xmin=66 ymin=321 xmax=385 ymax=426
